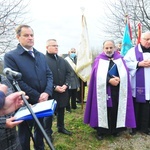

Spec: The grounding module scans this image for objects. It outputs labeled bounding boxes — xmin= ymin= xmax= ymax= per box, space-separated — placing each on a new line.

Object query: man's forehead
xmin=142 ymin=32 xmax=150 ymax=38
xmin=70 ymin=49 xmax=76 ymax=52
xmin=104 ymin=43 xmax=114 ymax=48
xmin=144 ymin=35 xmax=150 ymax=39
xmin=21 ymin=28 xmax=33 ymax=34
xmin=49 ymin=41 xmax=57 ymax=43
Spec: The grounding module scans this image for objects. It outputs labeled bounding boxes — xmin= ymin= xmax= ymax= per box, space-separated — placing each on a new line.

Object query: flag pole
xmin=125 ymin=14 xmax=128 ymax=23
xmin=80 ymin=7 xmax=85 ymax=110
xmin=136 ymin=22 xmax=142 ymax=44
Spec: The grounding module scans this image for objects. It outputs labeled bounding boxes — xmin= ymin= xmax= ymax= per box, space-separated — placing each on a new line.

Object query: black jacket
xmin=46 ymin=53 xmax=71 ymax=107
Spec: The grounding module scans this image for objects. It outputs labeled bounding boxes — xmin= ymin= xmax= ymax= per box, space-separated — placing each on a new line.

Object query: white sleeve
xmin=124 ymin=48 xmax=138 ymax=77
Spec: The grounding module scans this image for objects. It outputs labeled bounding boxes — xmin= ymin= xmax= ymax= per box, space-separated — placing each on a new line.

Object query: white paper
xmin=14 ymin=99 xmax=56 ymax=120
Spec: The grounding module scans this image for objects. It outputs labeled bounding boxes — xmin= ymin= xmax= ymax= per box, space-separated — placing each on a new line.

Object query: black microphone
xmin=3 ymin=68 xmax=22 ymax=79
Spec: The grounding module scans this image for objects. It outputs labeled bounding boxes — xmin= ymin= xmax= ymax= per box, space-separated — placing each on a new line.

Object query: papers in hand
xmin=14 ymin=99 xmax=57 ymax=121
xmin=108 ymin=64 xmax=119 ymax=77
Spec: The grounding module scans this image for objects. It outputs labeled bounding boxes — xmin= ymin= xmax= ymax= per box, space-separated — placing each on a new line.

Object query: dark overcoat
xmin=4 ymin=44 xmax=53 ymax=104
xmin=45 ymin=53 xmax=71 ymax=108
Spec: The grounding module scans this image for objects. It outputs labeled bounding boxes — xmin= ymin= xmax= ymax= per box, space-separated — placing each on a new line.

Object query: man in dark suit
xmin=44 ymin=39 xmax=72 ymax=138
xmin=4 ymin=25 xmax=53 ymax=150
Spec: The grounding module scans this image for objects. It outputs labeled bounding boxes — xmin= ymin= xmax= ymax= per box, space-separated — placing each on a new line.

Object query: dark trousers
xmin=18 ymin=118 xmax=44 ymax=150
xmin=44 ymin=107 xmax=65 ymax=133
xmin=57 ymin=107 xmax=65 ymax=129
xmin=43 ymin=116 xmax=53 ymax=136
xmin=133 ymin=98 xmax=150 ymax=132
xmin=66 ymin=89 xmax=77 ymax=110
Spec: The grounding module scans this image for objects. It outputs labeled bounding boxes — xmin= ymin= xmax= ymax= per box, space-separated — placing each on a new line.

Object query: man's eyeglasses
xmin=48 ymin=45 xmax=59 ymax=47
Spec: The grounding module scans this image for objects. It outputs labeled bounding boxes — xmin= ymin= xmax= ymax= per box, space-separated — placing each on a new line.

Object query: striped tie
xmin=28 ymin=51 xmax=34 ymax=57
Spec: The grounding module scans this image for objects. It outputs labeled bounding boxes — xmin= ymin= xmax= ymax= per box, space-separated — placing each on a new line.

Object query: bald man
xmin=124 ymin=31 xmax=150 ymax=135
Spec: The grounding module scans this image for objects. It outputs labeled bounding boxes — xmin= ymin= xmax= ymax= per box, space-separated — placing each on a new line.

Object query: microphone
xmin=3 ymin=68 xmax=22 ymax=79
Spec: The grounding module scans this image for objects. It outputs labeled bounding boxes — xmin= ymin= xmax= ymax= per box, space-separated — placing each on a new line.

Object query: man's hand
xmin=138 ymin=60 xmax=150 ymax=67
xmin=6 ymin=116 xmax=23 ymax=128
xmin=109 ymin=76 xmax=120 ymax=86
xmin=0 ymin=91 xmax=28 ymax=116
xmin=54 ymin=85 xmax=67 ymax=93
xmin=0 ymin=84 xmax=8 ymax=94
xmin=38 ymin=92 xmax=49 ymax=103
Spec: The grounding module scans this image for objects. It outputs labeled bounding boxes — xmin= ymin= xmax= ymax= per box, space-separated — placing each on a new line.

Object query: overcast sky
xmin=28 ymin=0 xmax=107 ymax=54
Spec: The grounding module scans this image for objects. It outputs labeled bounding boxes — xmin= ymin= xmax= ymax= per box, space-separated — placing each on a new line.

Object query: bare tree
xmin=0 ymin=0 xmax=30 ymax=54
xmin=98 ymin=0 xmax=150 ymax=44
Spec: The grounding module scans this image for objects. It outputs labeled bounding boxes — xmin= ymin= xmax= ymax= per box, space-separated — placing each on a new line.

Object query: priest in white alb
xmin=124 ymin=31 xmax=150 ymax=135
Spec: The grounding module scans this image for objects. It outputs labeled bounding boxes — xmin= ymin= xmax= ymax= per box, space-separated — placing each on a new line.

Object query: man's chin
xmin=106 ymin=54 xmax=113 ymax=57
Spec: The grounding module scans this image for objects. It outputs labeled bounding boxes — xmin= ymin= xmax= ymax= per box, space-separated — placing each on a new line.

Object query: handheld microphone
xmin=3 ymin=68 xmax=22 ymax=79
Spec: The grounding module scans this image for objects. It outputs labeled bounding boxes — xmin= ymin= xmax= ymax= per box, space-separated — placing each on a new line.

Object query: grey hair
xmin=46 ymin=39 xmax=57 ymax=46
xmin=103 ymin=40 xmax=115 ymax=47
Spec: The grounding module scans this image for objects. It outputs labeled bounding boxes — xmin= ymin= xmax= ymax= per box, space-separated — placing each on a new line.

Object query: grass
xmin=45 ymin=104 xmax=104 ymax=150
xmin=29 ymin=88 xmax=150 ymax=150
xmin=30 ymin=103 xmax=150 ymax=150
xmin=30 ymin=87 xmax=135 ymax=150
xmin=30 ymin=87 xmax=117 ymax=150
xmin=41 ymin=103 xmax=119 ymax=150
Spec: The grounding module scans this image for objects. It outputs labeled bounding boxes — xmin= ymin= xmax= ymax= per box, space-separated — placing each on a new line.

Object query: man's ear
xmin=46 ymin=46 xmax=49 ymax=50
xmin=16 ymin=35 xmax=19 ymax=40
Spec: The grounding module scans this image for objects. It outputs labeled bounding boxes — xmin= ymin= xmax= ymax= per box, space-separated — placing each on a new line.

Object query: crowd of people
xmin=0 ymin=23 xmax=150 ymax=149
xmin=0 ymin=25 xmax=83 ymax=150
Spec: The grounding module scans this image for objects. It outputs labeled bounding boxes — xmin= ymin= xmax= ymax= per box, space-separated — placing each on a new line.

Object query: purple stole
xmin=135 ymin=46 xmax=146 ymax=103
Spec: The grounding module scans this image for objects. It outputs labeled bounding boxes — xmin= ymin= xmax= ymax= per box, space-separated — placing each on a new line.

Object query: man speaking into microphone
xmin=4 ymin=24 xmax=53 ymax=150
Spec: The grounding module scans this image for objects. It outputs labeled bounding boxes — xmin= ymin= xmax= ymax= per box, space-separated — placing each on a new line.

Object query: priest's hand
xmin=138 ymin=60 xmax=150 ymax=67
xmin=109 ymin=76 xmax=120 ymax=86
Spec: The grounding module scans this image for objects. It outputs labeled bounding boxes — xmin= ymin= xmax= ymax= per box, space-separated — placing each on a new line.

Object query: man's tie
xmin=28 ymin=51 xmax=34 ymax=58
xmin=54 ymin=54 xmax=57 ymax=60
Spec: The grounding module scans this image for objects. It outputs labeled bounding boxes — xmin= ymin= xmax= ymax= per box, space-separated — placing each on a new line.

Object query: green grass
xmin=29 ymin=88 xmax=150 ymax=150
xmin=46 ymin=104 xmax=99 ymax=150
xmin=30 ymin=101 xmax=144 ymax=150
xmin=42 ymin=104 xmax=116 ymax=150
xmin=30 ymin=87 xmax=117 ymax=150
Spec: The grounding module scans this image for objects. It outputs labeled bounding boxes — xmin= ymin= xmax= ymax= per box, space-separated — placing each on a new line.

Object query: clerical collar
xmin=141 ymin=44 xmax=150 ymax=53
xmin=107 ymin=55 xmax=114 ymax=60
